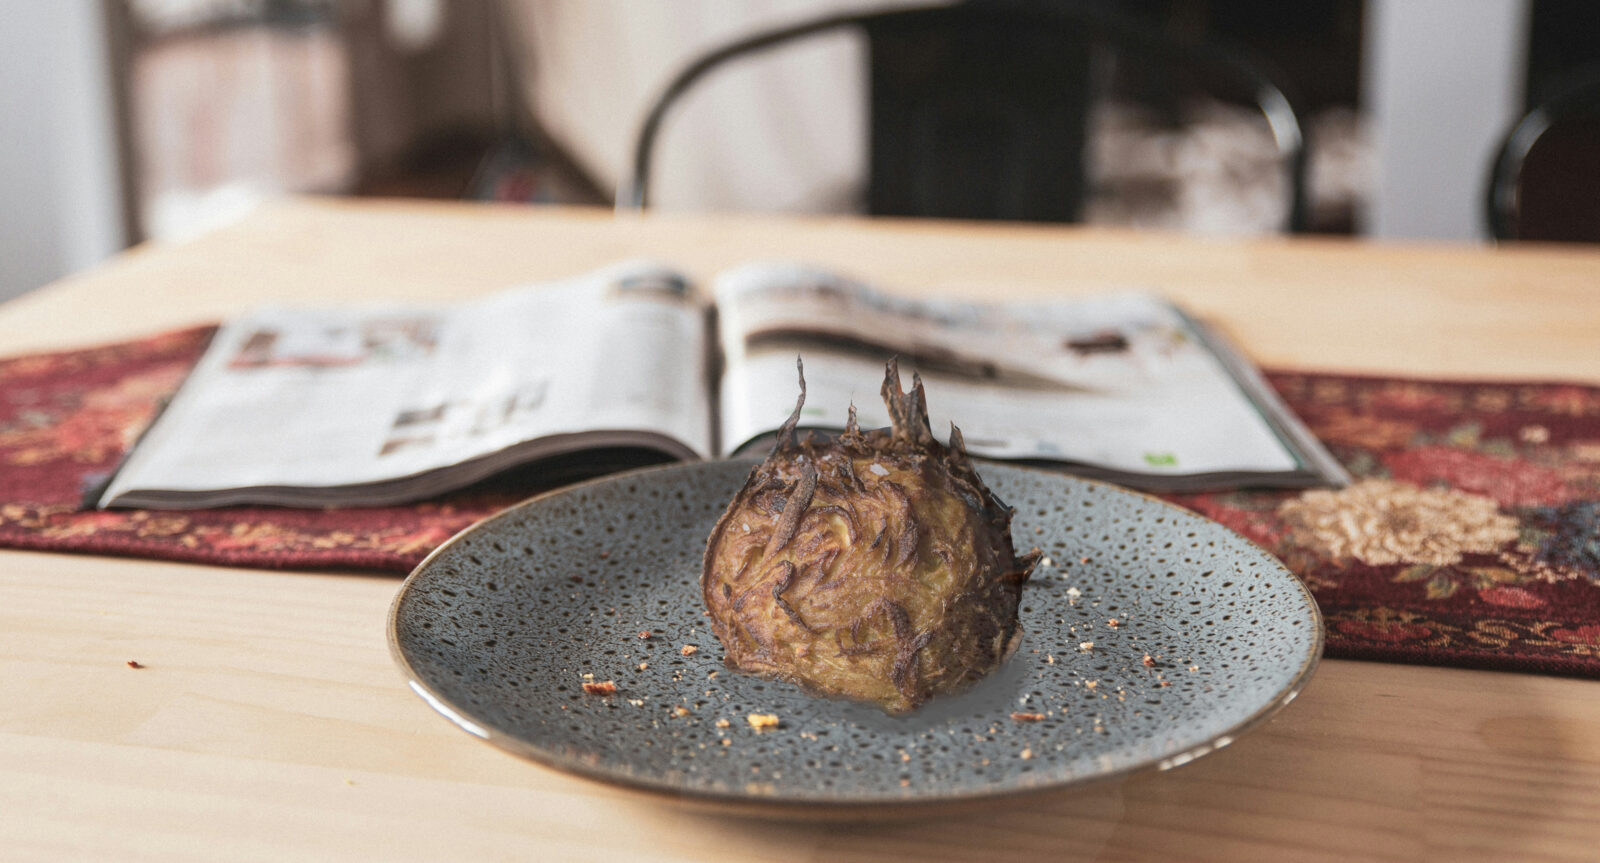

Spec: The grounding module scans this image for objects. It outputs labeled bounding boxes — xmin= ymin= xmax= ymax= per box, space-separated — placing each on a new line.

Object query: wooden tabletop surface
xmin=3 ymin=198 xmax=1599 ymax=862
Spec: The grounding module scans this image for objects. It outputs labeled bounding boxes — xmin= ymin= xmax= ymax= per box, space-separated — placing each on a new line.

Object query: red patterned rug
xmin=3 ymin=328 xmax=1598 ymax=677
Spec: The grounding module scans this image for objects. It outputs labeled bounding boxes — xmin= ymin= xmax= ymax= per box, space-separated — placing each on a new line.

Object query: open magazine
xmin=97 ymin=261 xmax=1348 ymax=509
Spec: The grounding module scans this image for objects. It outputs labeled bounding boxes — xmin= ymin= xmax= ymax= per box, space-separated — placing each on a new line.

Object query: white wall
xmin=0 ymin=2 xmax=125 ymax=304
xmin=1363 ymin=0 xmax=1529 ymax=241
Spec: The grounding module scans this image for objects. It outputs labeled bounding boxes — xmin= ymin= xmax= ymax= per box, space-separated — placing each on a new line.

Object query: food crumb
xmin=1079 ymin=641 xmax=1095 ymax=652
xmin=628 ymin=699 xmax=644 ymax=707
xmin=672 ymin=705 xmax=691 ymax=717
xmin=1045 ymin=654 xmax=1056 ymax=664
xmin=715 ymin=718 xmax=731 ymax=728
xmin=1084 ymin=680 xmax=1099 ymax=690
xmin=899 ymin=751 xmax=911 ymax=762
xmin=1010 ymin=712 xmax=1045 ymax=722
xmin=720 ymin=738 xmax=732 ymax=747
xmin=125 ymin=660 xmax=144 ymax=669
xmin=582 ymin=672 xmax=594 ymax=680
xmin=746 ymin=713 xmax=780 ymax=730
xmin=581 ymin=680 xmax=618 ymax=695
xmin=900 ymin=778 xmax=911 ymax=787
xmin=637 ymin=662 xmax=649 ymax=670
xmin=1020 ymin=748 xmax=1034 ymax=760
xmin=1189 ymin=665 xmax=1199 ymax=673
xmin=1159 ymin=679 xmax=1171 ymax=688
xmin=1106 ymin=618 xmax=1120 ymax=629
xmin=681 ymin=645 xmax=698 ymax=656
xmin=1142 ymin=654 xmax=1156 ymax=667
xmin=637 ymin=630 xmax=652 ymax=639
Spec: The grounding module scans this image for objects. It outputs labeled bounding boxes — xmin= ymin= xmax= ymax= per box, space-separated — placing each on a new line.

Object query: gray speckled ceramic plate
xmin=389 ymin=459 xmax=1322 ymax=816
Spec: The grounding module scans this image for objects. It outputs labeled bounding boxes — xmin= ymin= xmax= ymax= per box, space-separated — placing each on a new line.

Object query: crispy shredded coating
xmin=702 ymin=359 xmax=1039 ymax=714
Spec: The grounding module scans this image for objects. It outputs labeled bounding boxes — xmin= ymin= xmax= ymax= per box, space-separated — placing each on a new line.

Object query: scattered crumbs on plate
xmin=581 ymin=680 xmax=617 ymax=695
xmin=672 ymin=706 xmax=691 ymax=717
xmin=636 ymin=630 xmax=652 ymax=639
xmin=1142 ymin=654 xmax=1156 ymax=667
xmin=1079 ymin=641 xmax=1095 ymax=652
xmin=637 ymin=662 xmax=648 ymax=670
xmin=1106 ymin=618 xmax=1120 ymax=629
xmin=746 ymin=713 xmax=780 ymax=730
xmin=680 ymin=644 xmax=698 ymax=656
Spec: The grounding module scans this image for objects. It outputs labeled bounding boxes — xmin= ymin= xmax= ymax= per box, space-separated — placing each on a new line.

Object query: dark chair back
xmin=620 ymin=3 xmax=1308 ymax=231
xmin=1487 ymin=71 xmax=1600 ymax=243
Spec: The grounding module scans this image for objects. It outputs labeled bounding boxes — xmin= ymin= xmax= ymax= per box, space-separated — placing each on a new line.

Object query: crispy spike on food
xmin=702 ymin=359 xmax=1038 ymax=714
xmin=880 ymin=358 xmax=935 ymax=446
xmin=770 ymin=356 xmax=807 ymax=456
xmin=947 ymin=423 xmax=973 ymax=471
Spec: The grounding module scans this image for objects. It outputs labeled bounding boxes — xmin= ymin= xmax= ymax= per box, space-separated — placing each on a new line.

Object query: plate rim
xmin=388 ymin=458 xmax=1324 ymax=815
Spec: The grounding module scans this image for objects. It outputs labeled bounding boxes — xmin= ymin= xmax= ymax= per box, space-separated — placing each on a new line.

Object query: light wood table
xmin=4 ymin=198 xmax=1599 ymax=862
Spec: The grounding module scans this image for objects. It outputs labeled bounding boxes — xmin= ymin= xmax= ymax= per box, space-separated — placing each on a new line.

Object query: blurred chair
xmin=1486 ymin=70 xmax=1600 ymax=243
xmin=619 ymin=1 xmax=1309 ymax=231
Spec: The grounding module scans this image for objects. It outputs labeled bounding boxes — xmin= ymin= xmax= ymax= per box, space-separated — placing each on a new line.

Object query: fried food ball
xmin=702 ymin=359 xmax=1039 ymax=713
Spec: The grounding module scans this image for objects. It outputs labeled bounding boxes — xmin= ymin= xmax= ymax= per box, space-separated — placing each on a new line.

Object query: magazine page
xmin=713 ymin=263 xmax=1346 ymax=490
xmin=100 ymin=261 xmax=711 ymax=507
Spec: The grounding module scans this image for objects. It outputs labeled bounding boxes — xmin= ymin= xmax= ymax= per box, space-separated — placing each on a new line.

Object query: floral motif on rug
xmin=1163 ymin=373 xmax=1600 ymax=675
xmin=2 ymin=329 xmax=1598 ymax=676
